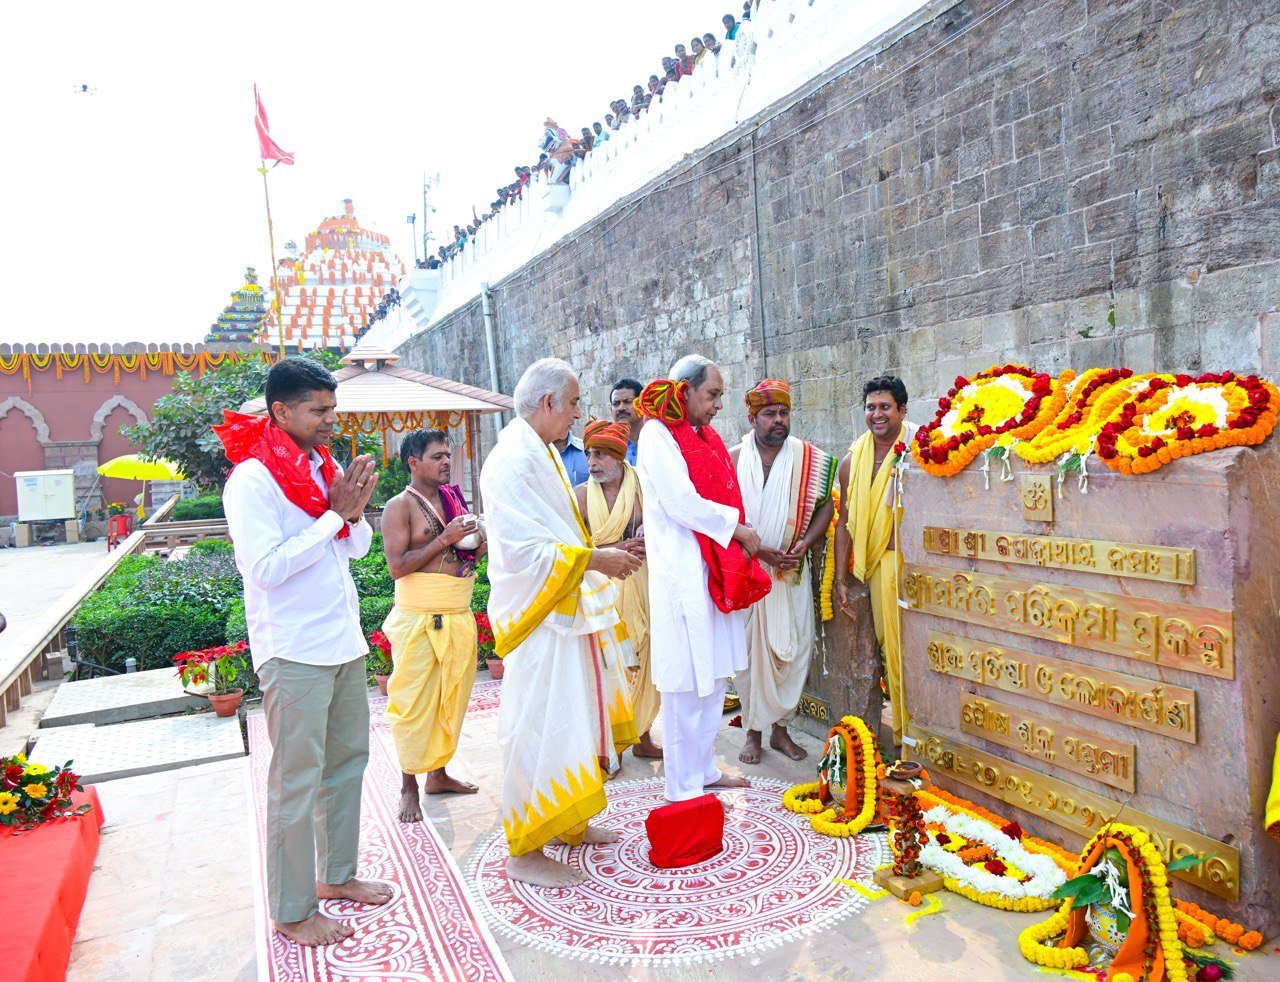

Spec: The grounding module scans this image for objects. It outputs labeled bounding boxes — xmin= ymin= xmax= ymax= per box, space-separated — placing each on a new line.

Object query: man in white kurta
xmin=730 ymin=379 xmax=836 ymax=764
xmin=636 ymin=356 xmax=761 ymax=802
xmin=482 ymin=358 xmax=642 ymax=887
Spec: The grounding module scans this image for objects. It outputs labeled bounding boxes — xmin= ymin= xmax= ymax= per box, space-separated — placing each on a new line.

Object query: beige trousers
xmin=258 ymin=656 xmax=370 ymax=923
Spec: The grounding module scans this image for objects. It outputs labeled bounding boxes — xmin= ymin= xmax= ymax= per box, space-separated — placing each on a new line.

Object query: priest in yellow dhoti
xmin=730 ymin=379 xmax=836 ymax=765
xmin=834 ymin=376 xmax=916 ymax=745
xmin=481 ymin=358 xmax=643 ymax=888
xmin=574 ymin=420 xmax=663 ymax=761
xmin=381 ymin=430 xmax=487 ymax=823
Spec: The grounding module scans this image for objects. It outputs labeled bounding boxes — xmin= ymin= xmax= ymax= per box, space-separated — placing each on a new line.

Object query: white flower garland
xmin=919 ymin=805 xmax=1067 ymax=900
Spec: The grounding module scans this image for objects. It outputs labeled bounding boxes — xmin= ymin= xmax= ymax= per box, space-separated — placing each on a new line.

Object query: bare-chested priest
xmin=381 ymin=430 xmax=488 ymax=822
xmin=574 ymin=419 xmax=662 ymax=762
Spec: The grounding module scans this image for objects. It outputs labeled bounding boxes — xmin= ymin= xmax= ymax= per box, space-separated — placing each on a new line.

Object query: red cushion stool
xmin=645 ymin=793 xmax=724 ymax=869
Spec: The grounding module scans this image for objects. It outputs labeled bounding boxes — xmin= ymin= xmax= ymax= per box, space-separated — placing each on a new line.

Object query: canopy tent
xmin=239 ymin=345 xmax=511 ymax=510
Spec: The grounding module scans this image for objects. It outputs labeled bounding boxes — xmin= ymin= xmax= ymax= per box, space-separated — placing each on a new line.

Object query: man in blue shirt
xmin=554 ymin=431 xmax=591 ymax=485
xmin=610 ymin=377 xmax=645 ymax=466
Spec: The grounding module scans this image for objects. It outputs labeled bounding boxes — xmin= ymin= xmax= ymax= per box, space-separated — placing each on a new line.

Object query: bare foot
xmin=317 ymin=878 xmax=393 ymax=906
xmin=398 ymin=787 xmax=423 ymax=823
xmin=738 ymin=730 xmax=763 ymax=764
xmin=423 ymin=769 xmax=479 ymax=795
xmin=770 ymin=725 xmax=809 ymax=761
xmin=275 ymin=912 xmax=353 ymax=947
xmin=632 ymin=732 xmax=664 ymax=758
xmin=705 ymin=775 xmax=751 ymax=790
xmin=578 ymin=823 xmax=620 ymax=844
xmin=506 ymin=850 xmax=584 ymax=887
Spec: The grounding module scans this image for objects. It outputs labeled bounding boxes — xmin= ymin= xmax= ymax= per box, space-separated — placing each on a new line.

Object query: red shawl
xmin=636 ymin=380 xmax=770 ymax=612
xmin=214 ymin=410 xmax=349 ymax=539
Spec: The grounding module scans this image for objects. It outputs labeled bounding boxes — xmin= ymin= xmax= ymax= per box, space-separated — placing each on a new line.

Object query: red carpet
xmin=1 ymin=788 xmax=104 ymax=982
xmin=246 ymin=695 xmax=511 ymax=982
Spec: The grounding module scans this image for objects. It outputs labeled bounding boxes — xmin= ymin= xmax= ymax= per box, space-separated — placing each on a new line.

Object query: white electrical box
xmin=15 ymin=470 xmax=76 ymax=522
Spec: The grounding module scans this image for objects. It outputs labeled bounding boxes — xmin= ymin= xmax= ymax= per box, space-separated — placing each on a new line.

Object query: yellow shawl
xmin=585 ymin=465 xmax=640 ymax=545
xmin=845 ymin=431 xmax=897 ymax=582
xmin=1268 ymin=731 xmax=1280 ymax=843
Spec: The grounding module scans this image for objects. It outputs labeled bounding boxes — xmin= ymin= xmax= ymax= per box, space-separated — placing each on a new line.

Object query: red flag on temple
xmin=254 ymin=85 xmax=295 ymax=165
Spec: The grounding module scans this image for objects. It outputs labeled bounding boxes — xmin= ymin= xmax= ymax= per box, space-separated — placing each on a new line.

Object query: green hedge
xmin=225 ymin=599 xmax=248 ymax=644
xmin=74 ymin=595 xmax=228 ymax=672
xmin=172 ymin=493 xmax=225 ymax=521
xmin=189 ymin=538 xmax=234 ymax=555
xmin=359 ymin=597 xmax=394 ymax=635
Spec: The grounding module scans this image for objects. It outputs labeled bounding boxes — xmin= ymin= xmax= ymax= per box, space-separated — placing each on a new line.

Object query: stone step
xmin=40 ymin=667 xmax=205 ymax=728
xmin=28 ymin=712 xmax=246 ymax=784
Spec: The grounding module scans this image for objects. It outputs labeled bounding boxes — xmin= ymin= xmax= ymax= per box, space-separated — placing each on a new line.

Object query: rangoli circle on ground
xmin=467 ymin=776 xmax=890 ymax=966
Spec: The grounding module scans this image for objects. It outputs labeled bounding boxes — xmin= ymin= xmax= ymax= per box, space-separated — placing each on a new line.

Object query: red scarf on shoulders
xmin=636 ymin=380 xmax=770 ymax=612
xmin=214 ymin=410 xmax=349 ymax=539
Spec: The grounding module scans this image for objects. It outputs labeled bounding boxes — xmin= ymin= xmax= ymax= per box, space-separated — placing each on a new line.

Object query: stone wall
xmin=399 ymin=0 xmax=1280 ymax=449
xmin=396 ymin=0 xmax=1280 ymax=749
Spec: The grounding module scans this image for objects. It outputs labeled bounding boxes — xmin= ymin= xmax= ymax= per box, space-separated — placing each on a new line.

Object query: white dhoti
xmin=661 ymin=680 xmax=727 ymax=800
xmin=735 ymin=435 xmax=834 ymax=732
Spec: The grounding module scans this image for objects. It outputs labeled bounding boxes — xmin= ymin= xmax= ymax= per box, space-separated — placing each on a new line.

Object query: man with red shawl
xmin=635 ymin=355 xmax=769 ymax=802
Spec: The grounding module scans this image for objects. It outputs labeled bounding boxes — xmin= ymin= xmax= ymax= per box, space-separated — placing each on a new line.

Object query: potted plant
xmin=476 ymin=611 xmax=502 ymax=679
xmin=368 ymin=631 xmax=393 ymax=695
xmin=174 ymin=641 xmax=250 ymax=717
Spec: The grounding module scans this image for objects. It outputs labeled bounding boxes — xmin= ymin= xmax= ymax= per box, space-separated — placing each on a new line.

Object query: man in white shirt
xmin=635 ymin=355 xmax=763 ymax=802
xmin=220 ymin=358 xmax=391 ymax=947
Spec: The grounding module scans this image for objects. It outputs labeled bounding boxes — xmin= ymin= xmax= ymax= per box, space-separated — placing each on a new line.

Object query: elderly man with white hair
xmin=480 ymin=357 xmax=643 ymax=887
xmin=635 ymin=355 xmax=769 ymax=803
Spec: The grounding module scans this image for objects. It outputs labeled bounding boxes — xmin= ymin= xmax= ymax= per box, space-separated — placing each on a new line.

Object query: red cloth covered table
xmin=0 ymin=788 xmax=104 ymax=982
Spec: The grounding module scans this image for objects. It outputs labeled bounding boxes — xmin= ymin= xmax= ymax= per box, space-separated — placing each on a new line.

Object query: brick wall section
xmin=400 ymin=0 xmax=1280 ymax=457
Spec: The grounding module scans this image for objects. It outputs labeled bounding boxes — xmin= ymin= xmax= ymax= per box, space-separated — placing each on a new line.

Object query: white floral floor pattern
xmin=467 ymin=776 xmax=891 ymax=967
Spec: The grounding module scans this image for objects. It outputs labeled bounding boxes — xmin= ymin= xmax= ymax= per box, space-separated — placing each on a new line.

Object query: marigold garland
xmin=915 ymin=786 xmax=1078 ymax=874
xmin=1015 ymin=367 xmax=1148 ymax=464
xmin=912 ymin=365 xmax=1074 ymax=476
xmin=784 ymin=715 xmax=881 ymax=837
xmin=1019 ymin=823 xmax=1189 ymax=982
xmin=819 ymin=487 xmax=840 ymax=621
xmin=1018 ymin=902 xmax=1090 ymax=970
xmin=1096 ymin=372 xmax=1280 ymax=475
xmin=1174 ymin=899 xmax=1263 ymax=951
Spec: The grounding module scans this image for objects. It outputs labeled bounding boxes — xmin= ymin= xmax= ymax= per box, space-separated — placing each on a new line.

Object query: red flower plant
xmin=368 ymin=631 xmax=392 ymax=657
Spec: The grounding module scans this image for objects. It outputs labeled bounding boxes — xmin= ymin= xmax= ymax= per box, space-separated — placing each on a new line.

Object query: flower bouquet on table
xmin=475 ymin=612 xmax=502 ymax=680
xmin=367 ymin=630 xmax=393 ymax=695
xmin=174 ymin=641 xmax=250 ymax=717
xmin=0 ymin=753 xmax=91 ymax=830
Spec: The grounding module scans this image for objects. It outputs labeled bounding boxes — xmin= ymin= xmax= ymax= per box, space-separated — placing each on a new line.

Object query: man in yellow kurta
xmin=481 ymin=358 xmax=642 ymax=888
xmin=834 ymin=376 xmax=915 ymax=744
xmin=574 ymin=420 xmax=663 ymax=761
xmin=381 ymin=430 xmax=487 ymax=822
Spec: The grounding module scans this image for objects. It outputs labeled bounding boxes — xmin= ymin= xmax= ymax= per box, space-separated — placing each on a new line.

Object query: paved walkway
xmin=0 ymin=541 xmax=111 ymax=755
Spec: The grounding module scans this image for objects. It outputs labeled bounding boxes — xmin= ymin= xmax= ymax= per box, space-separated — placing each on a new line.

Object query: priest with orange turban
xmin=730 ymin=379 xmax=836 ymax=764
xmin=574 ymin=420 xmax=662 ymax=761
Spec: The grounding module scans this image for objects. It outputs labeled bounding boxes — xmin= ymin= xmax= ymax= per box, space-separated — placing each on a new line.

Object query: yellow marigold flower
xmin=22 ymin=763 xmax=49 ymax=777
xmin=0 ymin=791 xmax=18 ymax=815
xmin=24 ymin=782 xmax=48 ymax=799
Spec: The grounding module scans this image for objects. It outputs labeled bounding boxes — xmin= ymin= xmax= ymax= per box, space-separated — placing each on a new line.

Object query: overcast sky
xmin=0 ymin=0 xmax=737 ymax=346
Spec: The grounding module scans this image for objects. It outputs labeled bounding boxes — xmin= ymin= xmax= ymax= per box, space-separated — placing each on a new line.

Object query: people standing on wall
xmin=833 ymin=375 xmax=917 ymax=745
xmin=703 ymin=33 xmax=721 ymax=56
xmin=691 ymin=37 xmax=708 ymax=70
xmin=218 ymin=358 xmax=390 ymax=947
xmin=609 ymin=377 xmax=646 ymax=465
xmin=674 ymin=44 xmax=692 ymax=77
xmin=592 ymin=121 xmax=610 ymax=143
xmin=729 ymin=380 xmax=837 ymax=765
xmin=723 ymin=13 xmax=739 ymax=40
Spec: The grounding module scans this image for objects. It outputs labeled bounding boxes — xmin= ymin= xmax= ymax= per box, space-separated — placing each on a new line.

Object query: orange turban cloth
xmin=584 ymin=419 xmax=630 ymax=460
xmin=745 ymin=379 xmax=791 ymax=414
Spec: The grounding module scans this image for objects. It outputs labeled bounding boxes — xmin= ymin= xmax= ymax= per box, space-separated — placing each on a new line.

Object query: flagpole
xmin=259 ymin=163 xmax=285 ymax=357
